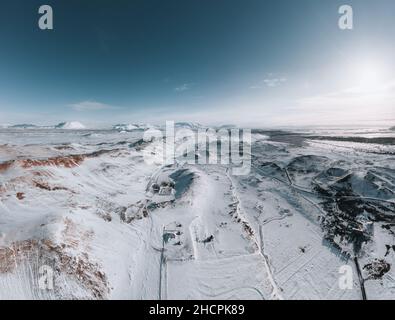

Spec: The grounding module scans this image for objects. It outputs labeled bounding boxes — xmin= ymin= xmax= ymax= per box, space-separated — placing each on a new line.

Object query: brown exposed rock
xmin=0 ymin=239 xmax=38 ymax=273
xmin=0 ymin=160 xmax=14 ymax=172
xmin=0 ymin=237 xmax=109 ymax=299
xmin=20 ymin=155 xmax=85 ymax=169
xmin=33 ymin=180 xmax=69 ymax=192
xmin=2 ymin=148 xmax=119 ymax=174
xmin=16 ymin=192 xmax=25 ymax=200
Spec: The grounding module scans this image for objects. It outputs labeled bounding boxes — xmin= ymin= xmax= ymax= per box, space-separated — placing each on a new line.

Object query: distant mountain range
xmin=0 ymin=122 xmax=86 ymax=130
xmin=2 ymin=122 xmax=393 ymax=132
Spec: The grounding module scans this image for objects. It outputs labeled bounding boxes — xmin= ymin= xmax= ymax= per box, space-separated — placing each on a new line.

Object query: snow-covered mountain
xmin=10 ymin=124 xmax=38 ymax=129
xmin=55 ymin=121 xmax=86 ymax=130
xmin=113 ymin=123 xmax=139 ymax=131
xmin=113 ymin=123 xmax=154 ymax=132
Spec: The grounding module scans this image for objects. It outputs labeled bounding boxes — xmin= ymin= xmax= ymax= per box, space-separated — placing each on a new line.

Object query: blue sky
xmin=0 ymin=0 xmax=394 ymax=127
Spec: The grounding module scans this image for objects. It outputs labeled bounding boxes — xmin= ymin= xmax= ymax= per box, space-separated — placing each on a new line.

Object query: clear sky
xmin=0 ymin=0 xmax=394 ymax=127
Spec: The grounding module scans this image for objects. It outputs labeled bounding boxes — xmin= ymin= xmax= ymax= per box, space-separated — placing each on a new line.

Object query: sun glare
xmin=352 ymin=60 xmax=387 ymax=91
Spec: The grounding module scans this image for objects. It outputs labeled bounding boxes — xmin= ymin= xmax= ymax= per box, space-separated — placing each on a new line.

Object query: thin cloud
xmin=250 ymin=74 xmax=287 ymax=89
xmin=69 ymin=100 xmax=117 ymax=112
xmin=174 ymin=83 xmax=192 ymax=92
xmin=263 ymin=77 xmax=287 ymax=87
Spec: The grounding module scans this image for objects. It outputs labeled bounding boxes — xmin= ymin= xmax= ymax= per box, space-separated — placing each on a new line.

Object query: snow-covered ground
xmin=0 ymin=127 xmax=394 ymax=300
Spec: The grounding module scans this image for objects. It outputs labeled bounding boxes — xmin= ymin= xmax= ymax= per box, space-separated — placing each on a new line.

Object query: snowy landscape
xmin=0 ymin=123 xmax=394 ymax=300
xmin=1 ymin=0 xmax=395 ymax=304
